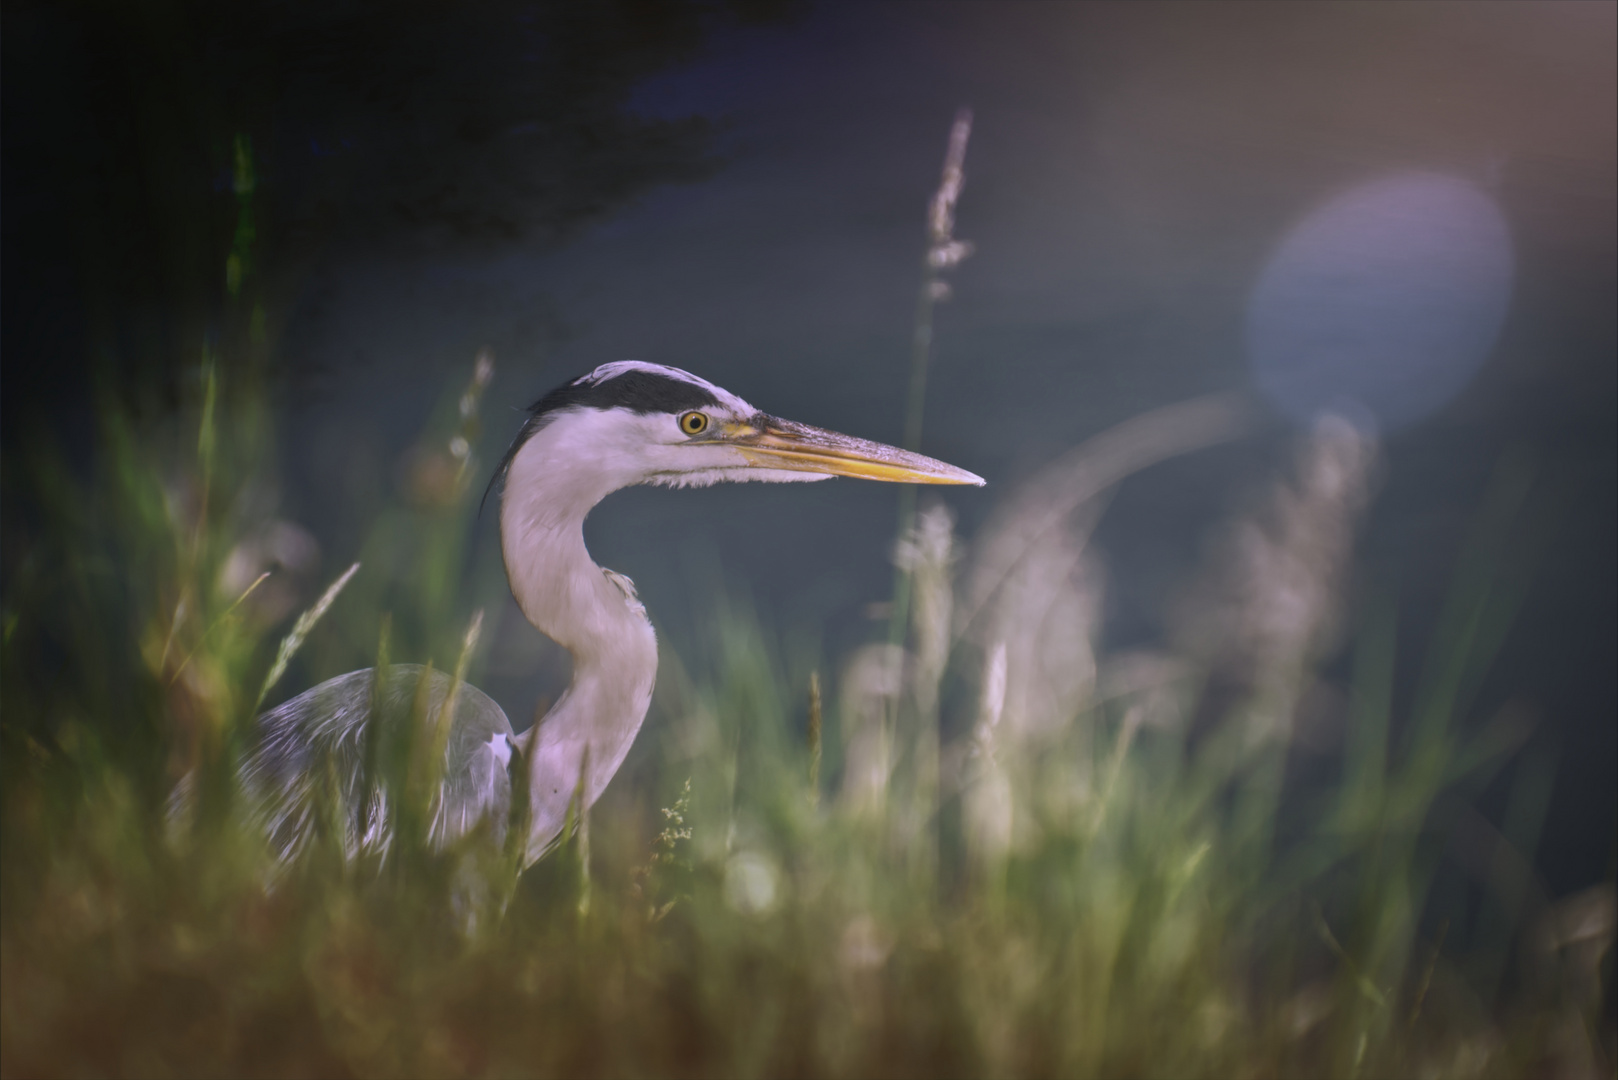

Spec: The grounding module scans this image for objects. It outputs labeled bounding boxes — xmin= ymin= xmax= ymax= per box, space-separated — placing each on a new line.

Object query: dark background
xmin=4 ymin=2 xmax=1613 ymax=894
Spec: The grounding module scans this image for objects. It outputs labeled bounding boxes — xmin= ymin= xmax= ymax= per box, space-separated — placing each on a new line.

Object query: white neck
xmin=499 ymin=419 xmax=659 ymax=864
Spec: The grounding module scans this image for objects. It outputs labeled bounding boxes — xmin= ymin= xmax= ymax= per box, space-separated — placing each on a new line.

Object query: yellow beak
xmin=725 ymin=416 xmax=984 ymax=486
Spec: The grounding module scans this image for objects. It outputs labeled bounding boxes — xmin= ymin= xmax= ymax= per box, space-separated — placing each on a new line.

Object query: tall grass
xmin=3 ymin=139 xmax=1612 ymax=1080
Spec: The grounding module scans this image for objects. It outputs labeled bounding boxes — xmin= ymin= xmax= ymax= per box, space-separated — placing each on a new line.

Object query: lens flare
xmin=1247 ymin=173 xmax=1514 ymax=432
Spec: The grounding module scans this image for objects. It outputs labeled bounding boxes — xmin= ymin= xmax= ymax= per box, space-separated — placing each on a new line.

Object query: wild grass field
xmin=2 ymin=135 xmax=1612 ymax=1079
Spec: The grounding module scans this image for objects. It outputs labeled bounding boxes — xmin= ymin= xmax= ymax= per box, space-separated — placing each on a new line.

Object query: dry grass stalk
xmin=255 ymin=561 xmax=361 ymax=710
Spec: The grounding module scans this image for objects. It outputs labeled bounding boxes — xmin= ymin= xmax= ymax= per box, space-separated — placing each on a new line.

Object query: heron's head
xmin=489 ymin=361 xmax=982 ymax=518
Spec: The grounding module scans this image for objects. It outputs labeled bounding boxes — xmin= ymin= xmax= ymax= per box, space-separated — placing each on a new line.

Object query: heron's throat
xmin=499 ymin=431 xmax=659 ymax=861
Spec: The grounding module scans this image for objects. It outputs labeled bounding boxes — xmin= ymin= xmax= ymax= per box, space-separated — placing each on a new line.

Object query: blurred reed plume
xmin=1171 ymin=414 xmax=1376 ymax=742
xmin=889 ymin=107 xmax=976 ymax=653
xmin=960 ymin=392 xmax=1255 ymax=636
xmin=895 ymin=500 xmax=958 ymax=725
xmin=838 ymin=642 xmax=903 ymax=817
xmin=944 ymin=394 xmax=1255 ymax=862
xmin=963 ymin=639 xmax=1012 ymax=876
xmin=909 ymin=106 xmax=975 ymax=442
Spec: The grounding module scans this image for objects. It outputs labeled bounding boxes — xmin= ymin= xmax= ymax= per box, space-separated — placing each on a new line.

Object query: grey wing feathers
xmin=240 ymin=665 xmax=515 ymax=860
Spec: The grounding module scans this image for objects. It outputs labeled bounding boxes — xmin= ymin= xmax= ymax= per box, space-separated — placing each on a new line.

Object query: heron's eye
xmin=679 ymin=411 xmax=710 ymax=436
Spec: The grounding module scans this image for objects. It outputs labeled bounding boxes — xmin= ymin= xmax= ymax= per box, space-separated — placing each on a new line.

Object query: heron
xmin=242 ymin=361 xmax=982 ymax=866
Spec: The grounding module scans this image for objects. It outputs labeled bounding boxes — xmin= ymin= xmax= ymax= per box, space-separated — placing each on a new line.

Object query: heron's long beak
xmin=726 ymin=416 xmax=984 ymax=486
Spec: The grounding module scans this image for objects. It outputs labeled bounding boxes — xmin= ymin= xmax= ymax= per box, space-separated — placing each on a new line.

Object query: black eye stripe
xmin=485 ymin=370 xmax=724 ymax=515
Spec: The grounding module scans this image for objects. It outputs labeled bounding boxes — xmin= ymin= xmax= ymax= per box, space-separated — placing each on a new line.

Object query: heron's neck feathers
xmin=499 ymin=424 xmax=658 ymax=863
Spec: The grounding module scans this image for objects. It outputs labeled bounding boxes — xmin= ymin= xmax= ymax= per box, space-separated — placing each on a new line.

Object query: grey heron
xmin=243 ymin=361 xmax=982 ymax=866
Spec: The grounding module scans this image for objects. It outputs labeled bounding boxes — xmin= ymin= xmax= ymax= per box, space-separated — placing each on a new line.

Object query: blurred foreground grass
xmin=2 ymin=352 xmax=1612 ymax=1080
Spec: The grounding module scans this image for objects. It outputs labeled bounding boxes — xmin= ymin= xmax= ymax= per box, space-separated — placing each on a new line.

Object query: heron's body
xmin=239 ymin=361 xmax=981 ymax=866
xmin=246 ymin=665 xmax=515 ymax=856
